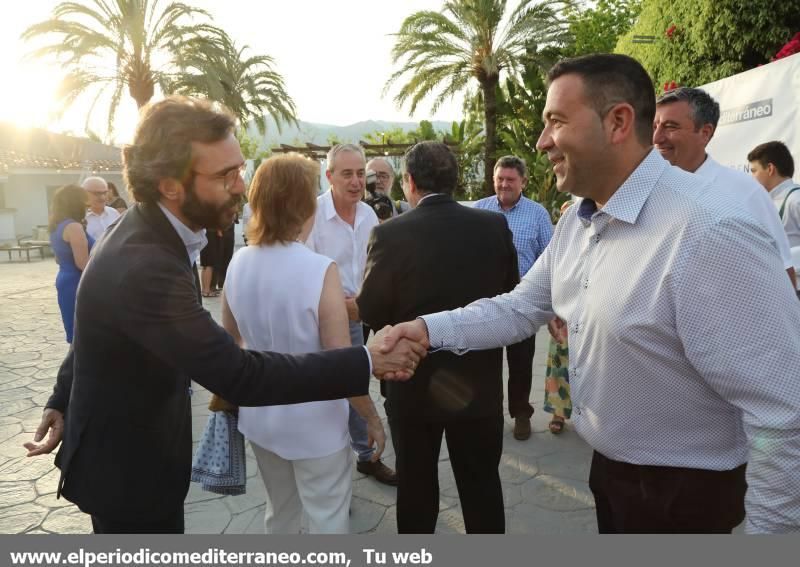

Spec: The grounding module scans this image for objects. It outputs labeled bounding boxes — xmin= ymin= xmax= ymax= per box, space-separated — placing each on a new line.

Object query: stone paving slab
xmin=0 ymin=257 xmax=596 ymax=535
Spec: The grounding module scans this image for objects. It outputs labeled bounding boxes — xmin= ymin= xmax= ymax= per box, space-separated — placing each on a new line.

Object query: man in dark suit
xmin=24 ymin=96 xmax=424 ymax=534
xmin=357 ymin=142 xmax=519 ymax=533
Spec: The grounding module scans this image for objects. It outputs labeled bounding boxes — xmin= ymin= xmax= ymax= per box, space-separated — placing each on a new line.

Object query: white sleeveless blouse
xmin=225 ymin=242 xmax=349 ymax=460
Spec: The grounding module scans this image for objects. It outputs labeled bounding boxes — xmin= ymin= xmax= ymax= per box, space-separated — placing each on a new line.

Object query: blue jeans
xmin=348 ymin=321 xmax=374 ymax=462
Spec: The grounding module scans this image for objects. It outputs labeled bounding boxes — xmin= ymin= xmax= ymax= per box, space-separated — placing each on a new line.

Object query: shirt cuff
xmin=420 ymin=312 xmax=467 ymax=353
xmin=362 ymin=345 xmax=373 ymax=376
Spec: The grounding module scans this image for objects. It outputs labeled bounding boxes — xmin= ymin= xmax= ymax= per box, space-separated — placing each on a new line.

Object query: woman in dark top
xmin=49 ymin=185 xmax=95 ymax=343
xmin=106 ymin=181 xmax=128 ymax=213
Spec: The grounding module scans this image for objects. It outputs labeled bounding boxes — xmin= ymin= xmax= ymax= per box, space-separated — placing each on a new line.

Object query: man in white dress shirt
xmin=653 ymin=87 xmax=796 ymax=288
xmin=383 ymin=54 xmax=800 ymax=533
xmin=748 ymin=141 xmax=800 ymax=248
xmin=307 ymin=144 xmax=398 ymax=486
xmin=83 ymin=177 xmax=121 ymax=241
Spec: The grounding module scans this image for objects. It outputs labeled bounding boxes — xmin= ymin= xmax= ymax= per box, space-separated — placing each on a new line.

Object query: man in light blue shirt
xmin=383 ymin=54 xmax=800 ymax=533
xmin=474 ymin=156 xmax=553 ymax=440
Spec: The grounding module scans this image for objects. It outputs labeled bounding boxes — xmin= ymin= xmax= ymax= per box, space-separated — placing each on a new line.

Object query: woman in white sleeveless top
xmin=221 ymin=154 xmax=385 ymax=534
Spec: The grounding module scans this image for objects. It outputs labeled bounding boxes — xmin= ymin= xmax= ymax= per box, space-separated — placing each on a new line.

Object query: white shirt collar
xmin=319 ymin=189 xmax=373 ymax=228
xmin=694 ymin=154 xmax=719 ymax=180
xmin=418 ymin=192 xmax=443 ymax=205
xmin=157 ymin=202 xmax=208 ymax=265
xmin=770 ymin=178 xmax=798 ymax=199
xmin=86 ymin=206 xmax=112 ymax=218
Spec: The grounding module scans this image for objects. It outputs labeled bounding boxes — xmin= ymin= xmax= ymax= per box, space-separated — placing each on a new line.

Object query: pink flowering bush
xmin=773 ymin=32 xmax=800 ymax=61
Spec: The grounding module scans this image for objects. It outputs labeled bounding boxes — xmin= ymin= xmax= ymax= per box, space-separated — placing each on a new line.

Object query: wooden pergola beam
xmin=270 ymin=141 xmax=460 ymax=158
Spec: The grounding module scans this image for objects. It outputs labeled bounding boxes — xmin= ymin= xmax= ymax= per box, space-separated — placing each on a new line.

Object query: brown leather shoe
xmin=356 ymin=459 xmax=398 ymax=486
xmin=513 ymin=417 xmax=531 ymax=440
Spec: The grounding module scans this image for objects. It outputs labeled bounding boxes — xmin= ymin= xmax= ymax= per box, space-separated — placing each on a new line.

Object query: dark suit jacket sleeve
xmin=46 ymin=347 xmax=74 ymax=412
xmin=357 ymin=225 xmax=395 ymax=331
xmin=121 ymin=253 xmax=371 ymax=406
xmin=501 ymin=217 xmax=521 ymax=292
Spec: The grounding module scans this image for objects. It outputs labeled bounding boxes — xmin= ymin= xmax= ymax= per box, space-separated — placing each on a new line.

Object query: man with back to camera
xmin=358 ymin=141 xmax=518 ymax=533
xmin=382 ymin=54 xmax=800 ymax=533
xmin=24 ymin=97 xmax=424 ymax=533
xmin=653 ymin=87 xmax=796 ymax=288
xmin=474 ymin=155 xmax=553 ymax=440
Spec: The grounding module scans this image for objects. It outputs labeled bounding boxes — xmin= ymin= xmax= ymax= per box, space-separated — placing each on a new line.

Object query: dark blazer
xmin=47 ymin=202 xmax=370 ymax=521
xmin=358 ymin=194 xmax=519 ymax=421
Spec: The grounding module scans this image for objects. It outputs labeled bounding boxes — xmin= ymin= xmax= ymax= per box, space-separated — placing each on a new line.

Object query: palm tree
xmin=169 ymin=32 xmax=297 ymax=136
xmin=21 ymin=0 xmax=223 ymax=137
xmin=386 ymin=0 xmax=571 ymax=194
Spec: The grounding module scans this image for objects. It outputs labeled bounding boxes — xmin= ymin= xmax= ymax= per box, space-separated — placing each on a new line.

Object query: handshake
xmin=366 ymin=319 xmax=431 ymax=381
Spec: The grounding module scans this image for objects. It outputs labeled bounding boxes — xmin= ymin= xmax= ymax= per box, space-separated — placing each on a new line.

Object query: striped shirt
xmin=423 ymin=149 xmax=800 ymax=533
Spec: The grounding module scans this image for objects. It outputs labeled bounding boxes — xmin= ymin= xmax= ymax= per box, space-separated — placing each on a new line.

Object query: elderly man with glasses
xmin=366 ymin=158 xmax=410 ymax=216
xmin=82 ymin=177 xmax=121 ymax=241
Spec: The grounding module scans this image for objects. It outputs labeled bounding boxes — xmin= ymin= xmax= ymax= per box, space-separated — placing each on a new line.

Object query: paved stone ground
xmin=0 ymin=255 xmax=596 ymax=535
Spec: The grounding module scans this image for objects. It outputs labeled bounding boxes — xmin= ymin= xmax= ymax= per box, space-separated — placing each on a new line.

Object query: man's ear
xmin=767 ymin=162 xmax=777 ymax=177
xmin=405 ymin=173 xmax=418 ymax=197
xmin=699 ymin=123 xmax=715 ymax=145
xmin=158 ymin=178 xmax=184 ymax=203
xmin=605 ymin=102 xmax=636 ymax=145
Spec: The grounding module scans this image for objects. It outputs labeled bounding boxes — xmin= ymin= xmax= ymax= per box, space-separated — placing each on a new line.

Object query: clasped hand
xmin=367 ymin=323 xmax=430 ymax=380
xmin=366 ymin=321 xmax=430 ymax=381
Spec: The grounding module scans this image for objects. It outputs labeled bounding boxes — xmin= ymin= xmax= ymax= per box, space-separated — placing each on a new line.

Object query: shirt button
xmin=575 ymin=407 xmax=582 ymax=416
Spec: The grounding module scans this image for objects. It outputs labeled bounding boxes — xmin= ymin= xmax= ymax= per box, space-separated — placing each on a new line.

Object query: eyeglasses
xmin=375 ymin=172 xmax=393 ymax=181
xmin=192 ymin=163 xmax=246 ymax=192
xmin=88 ymin=191 xmax=109 ymax=197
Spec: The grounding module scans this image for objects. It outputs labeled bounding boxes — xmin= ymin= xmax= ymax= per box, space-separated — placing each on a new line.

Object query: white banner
xmin=700 ymin=53 xmax=800 ymax=174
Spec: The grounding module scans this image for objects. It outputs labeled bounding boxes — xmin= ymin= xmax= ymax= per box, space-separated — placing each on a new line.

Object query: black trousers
xmin=589 ymin=451 xmax=747 ymax=533
xmin=506 ymin=336 xmax=535 ymax=418
xmin=91 ymin=504 xmax=184 ymax=534
xmin=388 ymin=414 xmax=505 ymax=534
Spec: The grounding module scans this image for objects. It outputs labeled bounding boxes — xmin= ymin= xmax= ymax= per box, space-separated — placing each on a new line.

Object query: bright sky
xmin=0 ymin=0 xmax=467 ymax=143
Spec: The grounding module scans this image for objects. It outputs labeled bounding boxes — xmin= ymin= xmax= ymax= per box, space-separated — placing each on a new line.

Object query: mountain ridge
xmin=246 ymin=117 xmax=453 ymax=149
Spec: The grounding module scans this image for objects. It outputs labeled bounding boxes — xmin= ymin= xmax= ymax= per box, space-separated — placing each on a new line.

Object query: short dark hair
xmin=656 ymin=87 xmax=721 ymax=130
xmin=494 ymin=155 xmax=527 ymax=178
xmin=123 ymin=96 xmax=236 ymax=205
xmin=547 ymin=54 xmax=655 ymax=146
xmin=747 ymin=141 xmax=795 ymax=178
xmin=48 ymin=184 xmax=88 ymax=232
xmin=403 ymin=141 xmax=458 ymax=195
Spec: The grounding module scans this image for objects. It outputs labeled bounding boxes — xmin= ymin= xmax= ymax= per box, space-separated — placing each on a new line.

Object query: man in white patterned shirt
xmin=383 ymin=54 xmax=800 ymax=533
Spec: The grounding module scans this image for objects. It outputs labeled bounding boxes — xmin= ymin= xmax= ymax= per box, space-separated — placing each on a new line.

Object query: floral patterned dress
xmin=544 ymin=337 xmax=572 ymax=419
